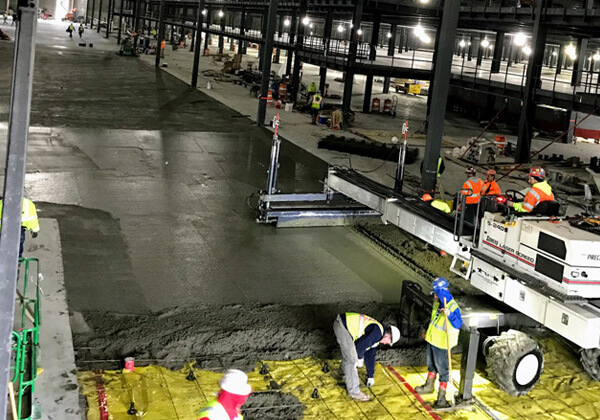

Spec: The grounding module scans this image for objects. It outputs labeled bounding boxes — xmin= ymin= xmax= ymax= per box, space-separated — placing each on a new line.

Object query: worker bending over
xmin=198 ymin=369 xmax=252 ymax=420
xmin=481 ymin=169 xmax=501 ymax=196
xmin=415 ymin=278 xmax=462 ymax=409
xmin=0 ymin=197 xmax=40 ymax=258
xmin=333 ymin=312 xmax=400 ymax=401
xmin=507 ymin=166 xmax=553 ymax=213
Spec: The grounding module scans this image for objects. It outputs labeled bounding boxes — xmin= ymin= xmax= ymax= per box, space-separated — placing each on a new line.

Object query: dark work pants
xmin=427 ymin=343 xmax=449 ymax=383
xmin=19 ymin=228 xmax=26 ymax=258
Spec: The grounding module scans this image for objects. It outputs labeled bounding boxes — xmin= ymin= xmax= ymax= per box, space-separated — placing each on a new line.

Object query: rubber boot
xmin=415 ymin=376 xmax=435 ymax=395
xmin=433 ymin=387 xmax=451 ymax=409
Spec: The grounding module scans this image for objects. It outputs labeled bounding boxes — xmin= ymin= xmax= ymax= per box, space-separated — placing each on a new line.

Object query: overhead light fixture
xmin=302 ymin=16 xmax=310 ymax=25
xmin=552 ymin=51 xmax=558 ymax=56
xmin=337 ymin=24 xmax=344 ymax=33
xmin=357 ymin=29 xmax=363 ymax=35
xmin=420 ymin=33 xmax=431 ymax=43
xmin=310 ymin=31 xmax=313 ymax=36
xmin=566 ymin=44 xmax=577 ymax=59
xmin=309 ymin=23 xmax=314 ymax=28
xmin=489 ymin=44 xmax=493 ymax=49
xmin=201 ymin=9 xmax=207 ymax=15
xmin=522 ymin=45 xmax=532 ymax=56
xmin=420 ymin=0 xmax=430 ymax=3
xmin=283 ymin=18 xmax=290 ymax=26
xmin=459 ymin=39 xmax=466 ymax=48
xmin=218 ymin=10 xmax=224 ymax=18
xmin=513 ymin=32 xmax=526 ymax=47
xmin=594 ymin=52 xmax=600 ymax=61
xmin=481 ymin=38 xmax=489 ymax=48
xmin=387 ymin=32 xmax=392 ymax=38
xmin=414 ymin=24 xmax=425 ymax=37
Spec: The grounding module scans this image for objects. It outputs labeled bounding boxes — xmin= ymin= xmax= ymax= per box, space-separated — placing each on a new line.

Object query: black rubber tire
xmin=580 ymin=348 xmax=600 ymax=381
xmin=485 ymin=330 xmax=544 ymax=396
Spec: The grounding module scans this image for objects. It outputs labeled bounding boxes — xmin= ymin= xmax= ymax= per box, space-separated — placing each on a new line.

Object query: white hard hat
xmin=219 ymin=369 xmax=252 ymax=396
xmin=390 ymin=326 xmax=401 ymax=345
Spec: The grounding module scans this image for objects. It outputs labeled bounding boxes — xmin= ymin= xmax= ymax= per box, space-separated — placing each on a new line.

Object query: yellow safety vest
xmin=0 ymin=198 xmax=40 ymax=232
xmin=307 ymin=83 xmax=317 ymax=93
xmin=345 ymin=313 xmax=383 ymax=342
xmin=431 ymin=199 xmax=451 ymax=214
xmin=311 ymin=95 xmax=322 ymax=109
xmin=424 ymin=300 xmax=460 ymax=350
xmin=198 ymin=400 xmax=243 ymax=420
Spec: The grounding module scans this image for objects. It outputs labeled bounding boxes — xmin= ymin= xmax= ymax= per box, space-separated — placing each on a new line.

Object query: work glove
xmin=31 ymin=232 xmax=38 ymax=238
xmin=366 ymin=377 xmax=375 ymax=387
xmin=356 ymin=358 xmax=364 ymax=368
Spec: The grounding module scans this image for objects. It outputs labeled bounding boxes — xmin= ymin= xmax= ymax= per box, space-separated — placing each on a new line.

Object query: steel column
xmin=556 ymin=44 xmax=563 ymax=74
xmin=319 ymin=66 xmax=327 ymax=94
xmin=363 ymin=75 xmax=373 ymax=113
xmin=397 ymin=28 xmax=404 ymax=54
xmin=154 ymin=0 xmax=166 ymax=67
xmin=491 ymin=31 xmax=504 ymax=73
xmin=96 ymin=0 xmax=102 ymax=33
xmin=90 ymin=0 xmax=95 ymax=28
xmin=387 ymin=23 xmax=396 ymax=56
xmin=342 ymin=0 xmax=363 ymax=128
xmin=256 ymin=0 xmax=280 ymax=127
xmin=191 ymin=0 xmax=205 ymax=88
xmin=383 ymin=77 xmax=390 ymax=94
xmin=516 ymin=0 xmax=546 ymax=163
xmin=571 ymin=37 xmax=588 ymax=86
xmin=369 ymin=12 xmax=380 ymax=61
xmin=0 ymin=2 xmax=37 ymax=417
xmin=115 ymin=0 xmax=124 ymax=41
xmin=420 ymin=0 xmax=459 ymax=192
xmin=218 ymin=8 xmax=225 ymax=54
xmin=323 ymin=11 xmax=332 ymax=55
xmin=239 ymin=7 xmax=247 ymax=54
xmin=290 ymin=0 xmax=307 ymax=105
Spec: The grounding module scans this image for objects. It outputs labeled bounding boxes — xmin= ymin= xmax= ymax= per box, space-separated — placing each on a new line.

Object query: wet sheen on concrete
xmin=0 ymin=22 xmax=408 ymax=314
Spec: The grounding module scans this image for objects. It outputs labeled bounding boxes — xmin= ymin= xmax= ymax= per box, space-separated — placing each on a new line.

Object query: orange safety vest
xmin=161 ymin=40 xmax=166 ymax=49
xmin=481 ymin=180 xmax=501 ymax=196
xmin=514 ymin=181 xmax=554 ymax=213
xmin=461 ymin=177 xmax=483 ymax=204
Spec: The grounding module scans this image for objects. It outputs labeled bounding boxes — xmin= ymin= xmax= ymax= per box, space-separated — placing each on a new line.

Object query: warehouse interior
xmin=1 ymin=0 xmax=600 ymax=418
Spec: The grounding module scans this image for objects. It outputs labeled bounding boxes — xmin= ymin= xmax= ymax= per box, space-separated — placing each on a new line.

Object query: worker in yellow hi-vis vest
xmin=333 ymin=312 xmax=400 ymax=402
xmin=0 ymin=197 xmax=39 ymax=258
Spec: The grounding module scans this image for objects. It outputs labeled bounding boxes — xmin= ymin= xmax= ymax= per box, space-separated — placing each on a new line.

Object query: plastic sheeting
xmin=78 ymin=337 xmax=600 ymax=419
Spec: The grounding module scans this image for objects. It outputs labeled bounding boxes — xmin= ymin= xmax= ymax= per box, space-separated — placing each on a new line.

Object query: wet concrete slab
xmin=0 ymin=21 xmax=415 ymax=315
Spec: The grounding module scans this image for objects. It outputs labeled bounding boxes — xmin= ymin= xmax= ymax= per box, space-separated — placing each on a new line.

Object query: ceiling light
xmin=201 ymin=9 xmax=207 ymax=15
xmin=593 ymin=53 xmax=600 ymax=61
xmin=218 ymin=10 xmax=224 ymax=18
xmin=566 ymin=44 xmax=577 ymax=59
xmin=459 ymin=39 xmax=466 ymax=48
xmin=337 ymin=24 xmax=344 ymax=33
xmin=309 ymin=23 xmax=314 ymax=28
xmin=552 ymin=51 xmax=558 ymax=56
xmin=357 ymin=29 xmax=363 ymax=35
xmin=514 ymin=32 xmax=526 ymax=47
xmin=420 ymin=0 xmax=430 ymax=3
xmin=387 ymin=32 xmax=392 ymax=38
xmin=283 ymin=18 xmax=290 ymax=26
xmin=522 ymin=45 xmax=532 ymax=56
xmin=481 ymin=39 xmax=489 ymax=48
xmin=414 ymin=24 xmax=425 ymax=37
xmin=302 ymin=16 xmax=310 ymax=25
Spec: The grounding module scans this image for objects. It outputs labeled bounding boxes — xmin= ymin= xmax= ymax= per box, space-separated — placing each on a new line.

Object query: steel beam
xmin=369 ymin=12 xmax=379 ymax=61
xmin=323 ymin=11 xmax=332 ymax=55
xmin=363 ymin=74 xmax=373 ymax=113
xmin=96 ymin=0 xmax=103 ymax=33
xmin=239 ymin=7 xmax=247 ymax=54
xmin=191 ymin=0 xmax=205 ymax=87
xmin=0 ymin=1 xmax=37 ymax=417
xmin=319 ymin=66 xmax=327 ymax=94
xmin=420 ymin=0 xmax=459 ymax=192
xmin=516 ymin=0 xmax=546 ymax=163
xmin=90 ymin=0 xmax=96 ymax=28
xmin=290 ymin=0 xmax=307 ymax=104
xmin=155 ymin=0 xmax=166 ymax=67
xmin=256 ymin=0 xmax=280 ymax=127
xmin=387 ymin=23 xmax=396 ymax=57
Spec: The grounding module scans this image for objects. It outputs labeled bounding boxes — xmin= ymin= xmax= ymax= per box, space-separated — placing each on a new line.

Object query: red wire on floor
xmin=385 ymin=366 xmax=443 ymax=420
xmin=93 ymin=371 xmax=110 ymax=420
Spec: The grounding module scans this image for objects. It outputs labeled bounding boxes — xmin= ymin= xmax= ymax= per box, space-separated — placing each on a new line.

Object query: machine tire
xmin=580 ymin=348 xmax=600 ymax=381
xmin=485 ymin=330 xmax=544 ymax=396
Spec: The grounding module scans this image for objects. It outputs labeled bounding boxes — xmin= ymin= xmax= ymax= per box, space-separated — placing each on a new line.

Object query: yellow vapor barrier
xmin=78 ymin=337 xmax=600 ymax=419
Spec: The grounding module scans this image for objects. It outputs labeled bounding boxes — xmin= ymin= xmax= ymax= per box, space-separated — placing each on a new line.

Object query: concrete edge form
xmin=32 ymin=219 xmax=82 ymax=419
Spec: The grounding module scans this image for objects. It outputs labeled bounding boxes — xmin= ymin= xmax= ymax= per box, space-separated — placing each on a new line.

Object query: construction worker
xmin=198 ymin=369 xmax=252 ymax=420
xmin=459 ymin=166 xmax=483 ymax=223
xmin=78 ymin=23 xmax=85 ymax=38
xmin=0 ymin=197 xmax=40 ymax=258
xmin=415 ymin=278 xmax=462 ymax=409
xmin=66 ymin=22 xmax=75 ymax=38
xmin=481 ymin=169 xmax=501 ymax=196
xmin=333 ymin=312 xmax=401 ymax=402
xmin=306 ymin=81 xmax=317 ymax=105
xmin=507 ymin=166 xmax=554 ymax=213
xmin=310 ymin=91 xmax=322 ymax=125
xmin=422 ymin=194 xmax=451 ymax=214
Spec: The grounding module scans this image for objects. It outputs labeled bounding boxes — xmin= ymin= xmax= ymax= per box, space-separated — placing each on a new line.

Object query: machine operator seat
xmin=528 ymin=200 xmax=561 ymax=217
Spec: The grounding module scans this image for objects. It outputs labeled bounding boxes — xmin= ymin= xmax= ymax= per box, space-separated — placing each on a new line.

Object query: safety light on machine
xmin=496 ymin=196 xmax=507 ymax=204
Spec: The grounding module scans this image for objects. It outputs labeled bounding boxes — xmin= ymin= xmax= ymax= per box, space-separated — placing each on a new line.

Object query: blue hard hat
xmin=432 ymin=277 xmax=449 ymax=294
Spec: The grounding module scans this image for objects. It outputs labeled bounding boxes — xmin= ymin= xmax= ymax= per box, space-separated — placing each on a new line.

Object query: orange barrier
xmin=372 ymin=98 xmax=380 ymax=113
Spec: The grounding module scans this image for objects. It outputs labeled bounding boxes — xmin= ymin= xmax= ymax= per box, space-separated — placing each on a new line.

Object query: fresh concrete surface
xmin=28 ymin=219 xmax=81 ymax=420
